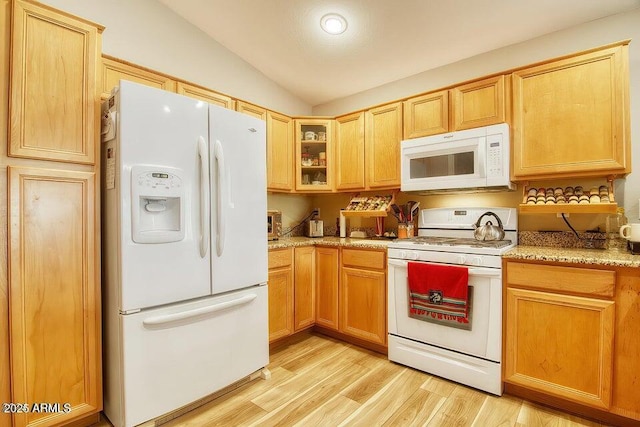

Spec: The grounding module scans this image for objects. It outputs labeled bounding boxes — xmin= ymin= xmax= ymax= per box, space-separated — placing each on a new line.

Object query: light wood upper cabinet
xmin=511 ymin=42 xmax=630 ymax=180
xmin=9 ymin=0 xmax=103 ymax=164
xmin=101 ymin=56 xmax=176 ymax=99
xmin=266 ymin=111 xmax=294 ymax=191
xmin=315 ymin=246 xmax=339 ymax=330
xmin=403 ymin=90 xmax=449 ymax=139
xmin=8 ymin=166 xmax=101 ymax=427
xmin=504 ymin=262 xmax=614 ymax=411
xmin=294 ymin=246 xmax=315 ymax=331
xmin=236 ymin=101 xmax=267 ymax=121
xmin=295 ymin=118 xmax=333 ymax=192
xmin=335 ymin=112 xmax=365 ymax=191
xmin=365 ymin=102 xmax=402 ymax=189
xmin=450 ymin=75 xmax=507 ymax=131
xmin=176 ymin=82 xmax=235 ymax=110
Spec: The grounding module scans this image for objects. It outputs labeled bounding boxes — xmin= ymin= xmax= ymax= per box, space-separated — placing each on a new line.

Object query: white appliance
xmin=387 ymin=207 xmax=517 ymax=395
xmin=100 ymin=81 xmax=268 ymax=427
xmin=401 ymin=123 xmax=513 ymax=192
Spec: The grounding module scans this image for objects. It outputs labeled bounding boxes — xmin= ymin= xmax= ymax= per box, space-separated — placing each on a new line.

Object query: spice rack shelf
xmin=341 ymin=193 xmax=396 ymax=218
xmin=518 ymin=178 xmax=617 ymax=214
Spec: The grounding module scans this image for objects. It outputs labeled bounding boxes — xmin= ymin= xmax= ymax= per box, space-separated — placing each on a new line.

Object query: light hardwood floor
xmin=95 ymin=333 xmax=606 ymax=427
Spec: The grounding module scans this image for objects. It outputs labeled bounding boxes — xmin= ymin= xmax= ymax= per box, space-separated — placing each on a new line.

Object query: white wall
xmin=41 ymin=0 xmax=312 ymax=116
xmin=313 ymin=9 xmax=640 ymax=221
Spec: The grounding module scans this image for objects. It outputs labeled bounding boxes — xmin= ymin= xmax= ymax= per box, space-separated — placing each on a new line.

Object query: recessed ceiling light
xmin=320 ymin=13 xmax=347 ymax=35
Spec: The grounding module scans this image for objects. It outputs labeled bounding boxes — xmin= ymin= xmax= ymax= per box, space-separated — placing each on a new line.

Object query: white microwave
xmin=400 ymin=123 xmax=514 ymax=192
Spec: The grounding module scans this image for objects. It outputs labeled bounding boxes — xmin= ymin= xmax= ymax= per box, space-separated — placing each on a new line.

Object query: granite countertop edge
xmin=503 ymin=246 xmax=640 ymax=268
xmin=269 ymin=239 xmax=640 ymax=267
xmin=268 ymin=236 xmax=391 ymax=250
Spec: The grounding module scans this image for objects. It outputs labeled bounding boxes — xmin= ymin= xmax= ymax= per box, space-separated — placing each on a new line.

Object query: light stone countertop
xmin=268 ymin=236 xmax=392 ymax=250
xmin=502 ymin=245 xmax=640 ymax=268
xmin=269 ymin=238 xmax=640 ymax=268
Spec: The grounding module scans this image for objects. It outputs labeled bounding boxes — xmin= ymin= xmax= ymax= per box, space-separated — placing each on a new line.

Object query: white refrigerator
xmin=100 ymin=81 xmax=268 ymax=427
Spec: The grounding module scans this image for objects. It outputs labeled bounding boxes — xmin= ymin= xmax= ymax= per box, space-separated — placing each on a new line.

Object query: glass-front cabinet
xmin=295 ymin=118 xmax=333 ymax=191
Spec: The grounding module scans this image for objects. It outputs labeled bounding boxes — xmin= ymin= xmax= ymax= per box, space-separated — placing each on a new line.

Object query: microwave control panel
xmin=486 ymin=136 xmax=504 ymax=177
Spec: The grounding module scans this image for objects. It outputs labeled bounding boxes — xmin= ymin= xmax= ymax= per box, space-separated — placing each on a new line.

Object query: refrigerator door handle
xmin=198 ymin=136 xmax=210 ymax=258
xmin=142 ymin=293 xmax=258 ymax=327
xmin=214 ymin=139 xmax=226 ymax=256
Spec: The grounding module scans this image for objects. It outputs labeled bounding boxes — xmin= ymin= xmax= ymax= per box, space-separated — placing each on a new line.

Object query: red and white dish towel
xmin=408 ymin=262 xmax=469 ymax=324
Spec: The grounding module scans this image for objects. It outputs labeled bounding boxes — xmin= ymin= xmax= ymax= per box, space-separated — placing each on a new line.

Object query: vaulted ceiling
xmin=159 ymin=0 xmax=640 ymax=106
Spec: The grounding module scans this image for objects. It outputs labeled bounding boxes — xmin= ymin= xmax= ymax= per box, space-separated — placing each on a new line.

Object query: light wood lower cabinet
xmin=504 ymin=260 xmax=623 ymax=417
xmin=505 ymin=287 xmax=614 ymax=409
xmin=315 ymin=246 xmax=339 ymax=330
xmin=269 ymin=246 xmax=386 ymax=348
xmin=339 ymin=248 xmax=387 ymax=345
xmin=294 ymin=246 xmax=315 ymax=331
xmin=8 ymin=166 xmax=101 ymax=427
xmin=267 ymin=248 xmax=294 ymax=342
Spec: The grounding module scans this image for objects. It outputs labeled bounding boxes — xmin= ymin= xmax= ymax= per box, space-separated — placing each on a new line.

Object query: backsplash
xmin=518 ymin=231 xmax=607 ymax=249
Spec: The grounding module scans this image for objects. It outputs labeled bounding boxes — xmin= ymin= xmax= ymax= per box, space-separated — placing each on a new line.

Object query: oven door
xmin=387 ymin=258 xmax=501 ymax=362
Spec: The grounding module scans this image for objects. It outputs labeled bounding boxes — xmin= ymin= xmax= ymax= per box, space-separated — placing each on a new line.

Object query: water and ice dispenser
xmin=131 ymin=165 xmax=185 ymax=243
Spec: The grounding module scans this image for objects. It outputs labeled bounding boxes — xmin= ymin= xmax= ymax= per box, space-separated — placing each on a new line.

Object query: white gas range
xmin=387 ymin=207 xmax=517 ymax=395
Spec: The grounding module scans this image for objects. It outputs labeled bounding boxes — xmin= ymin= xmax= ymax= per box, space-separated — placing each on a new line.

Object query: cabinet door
xmin=335 ymin=112 xmax=365 ymax=190
xmin=236 ymin=101 xmax=267 ymax=121
xmin=450 ymin=75 xmax=506 ymax=131
xmin=8 ymin=167 xmax=100 ymax=427
xmin=267 ymin=266 xmax=294 ymax=342
xmin=512 ymin=43 xmax=630 ymax=179
xmin=340 ymin=267 xmax=386 ymax=345
xmin=365 ymin=102 xmax=402 ymax=189
xmin=176 ymin=82 xmax=235 ymax=110
xmin=315 ymin=247 xmax=339 ymax=330
xmin=403 ymin=90 xmax=449 ymax=139
xmin=266 ymin=111 xmax=294 ymax=191
xmin=101 ymin=56 xmax=176 ymax=99
xmin=294 ymin=246 xmax=315 ymax=331
xmin=505 ymin=287 xmax=614 ymax=410
xmin=9 ymin=0 xmax=102 ymax=164
xmin=295 ymin=119 xmax=333 ymax=192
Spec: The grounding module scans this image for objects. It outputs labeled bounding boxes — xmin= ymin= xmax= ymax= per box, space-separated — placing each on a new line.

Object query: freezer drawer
xmin=109 ymin=285 xmax=268 ymax=427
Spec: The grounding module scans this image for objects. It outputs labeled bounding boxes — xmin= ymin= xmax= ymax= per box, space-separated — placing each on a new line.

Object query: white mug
xmin=304 ymin=131 xmax=317 ymax=141
xmin=620 ymin=223 xmax=640 ymax=242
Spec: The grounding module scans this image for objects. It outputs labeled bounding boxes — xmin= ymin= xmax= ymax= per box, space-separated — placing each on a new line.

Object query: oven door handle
xmin=388 ymin=259 xmax=500 ymax=278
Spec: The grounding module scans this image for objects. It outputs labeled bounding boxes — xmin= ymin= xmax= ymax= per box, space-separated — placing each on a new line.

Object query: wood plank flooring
xmin=95 ymin=333 xmax=606 ymax=427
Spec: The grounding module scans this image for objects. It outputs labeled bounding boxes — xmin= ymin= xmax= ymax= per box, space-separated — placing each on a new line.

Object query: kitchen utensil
xmin=410 ymin=202 xmax=420 ymax=221
xmin=391 ymin=204 xmax=403 ymax=222
xmin=473 ymin=211 xmax=505 ymax=241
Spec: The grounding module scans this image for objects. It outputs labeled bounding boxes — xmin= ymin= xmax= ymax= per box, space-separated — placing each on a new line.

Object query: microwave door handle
xmin=477 ymin=137 xmax=486 ymax=178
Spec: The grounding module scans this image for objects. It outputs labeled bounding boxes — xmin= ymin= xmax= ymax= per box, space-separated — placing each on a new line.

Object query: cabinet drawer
xmin=342 ymin=248 xmax=385 ymax=270
xmin=268 ymin=247 xmax=293 ymax=269
xmin=506 ymin=262 xmax=615 ymax=297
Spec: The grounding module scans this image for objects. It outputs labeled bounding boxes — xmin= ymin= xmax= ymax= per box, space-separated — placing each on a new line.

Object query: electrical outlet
xmin=313 ymin=208 xmax=320 ymax=217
